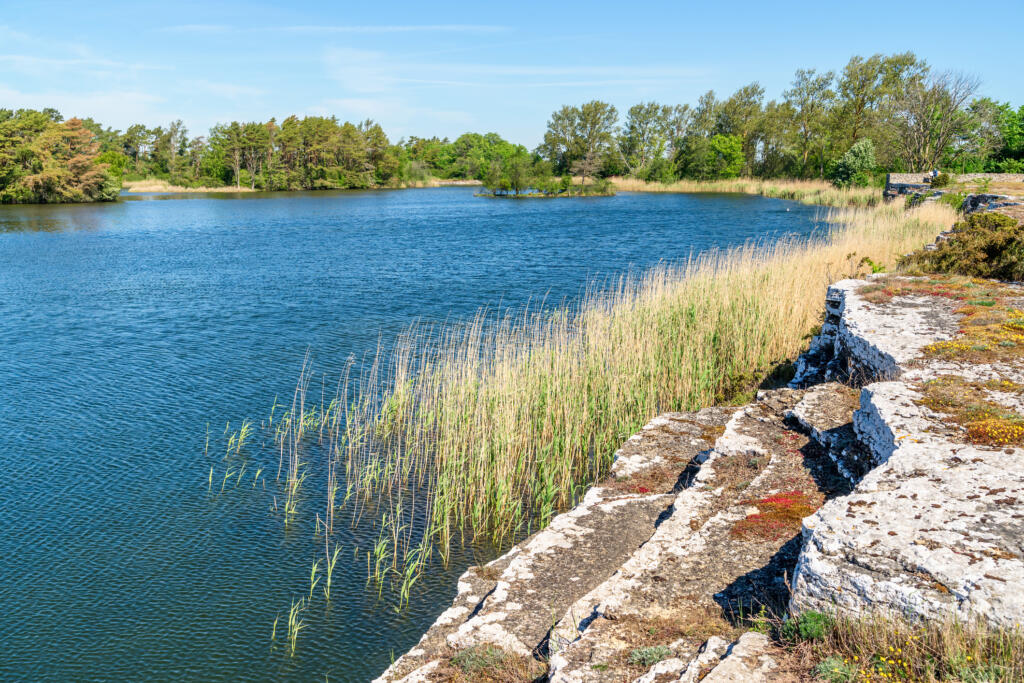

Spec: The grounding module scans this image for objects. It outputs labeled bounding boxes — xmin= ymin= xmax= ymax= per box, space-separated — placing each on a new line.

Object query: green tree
xmin=785 ymin=68 xmax=836 ymax=176
xmin=718 ymin=83 xmax=764 ymax=173
xmin=619 ymin=102 xmax=671 ymax=177
xmin=890 ymin=71 xmax=979 ymax=170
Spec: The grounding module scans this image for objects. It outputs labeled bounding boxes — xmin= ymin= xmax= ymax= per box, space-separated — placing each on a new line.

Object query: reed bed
xmin=294 ymin=201 xmax=956 ymax=585
xmin=610 ymin=176 xmax=880 ymax=208
xmin=122 ymin=179 xmax=255 ymax=193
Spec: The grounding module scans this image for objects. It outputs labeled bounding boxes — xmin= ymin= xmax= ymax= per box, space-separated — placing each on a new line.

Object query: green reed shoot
xmin=287 ymin=597 xmax=306 ymax=657
xmin=324 ymin=542 xmax=342 ymax=601
xmin=309 ymin=559 xmax=320 ymax=601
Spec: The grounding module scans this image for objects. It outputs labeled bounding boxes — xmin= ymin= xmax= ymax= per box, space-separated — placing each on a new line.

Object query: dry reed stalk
xmin=121 ymin=179 xmax=256 ymax=193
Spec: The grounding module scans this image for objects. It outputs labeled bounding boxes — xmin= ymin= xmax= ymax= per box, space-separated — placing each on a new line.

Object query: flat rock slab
xmin=548 ymin=390 xmax=848 ymax=682
xmin=374 ymin=408 xmax=733 ymax=682
xmin=680 ymin=632 xmax=780 ymax=683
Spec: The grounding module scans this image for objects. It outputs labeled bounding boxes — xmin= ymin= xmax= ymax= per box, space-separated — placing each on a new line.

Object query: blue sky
xmin=1 ymin=0 xmax=1021 ymax=147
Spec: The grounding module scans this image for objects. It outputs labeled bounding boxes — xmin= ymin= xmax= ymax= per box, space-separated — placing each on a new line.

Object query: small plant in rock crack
xmin=628 ymin=645 xmax=673 ymax=668
xmin=783 ymin=610 xmax=834 ymax=642
xmin=451 ymin=644 xmax=506 ymax=674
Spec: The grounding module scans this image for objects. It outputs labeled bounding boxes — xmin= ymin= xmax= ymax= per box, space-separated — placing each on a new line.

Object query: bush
xmin=783 ymin=610 xmax=834 ymax=642
xmin=900 ymin=211 xmax=1024 ymax=280
xmin=831 ymin=139 xmax=876 ymax=188
xmin=931 ymin=172 xmax=952 ymax=188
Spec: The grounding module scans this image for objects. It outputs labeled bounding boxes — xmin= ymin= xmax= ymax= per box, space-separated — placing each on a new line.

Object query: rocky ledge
xmin=376 ymin=275 xmax=1024 ymax=682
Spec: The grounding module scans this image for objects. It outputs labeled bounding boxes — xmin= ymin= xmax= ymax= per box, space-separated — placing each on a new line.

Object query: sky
xmin=1 ymin=0 xmax=1021 ymax=148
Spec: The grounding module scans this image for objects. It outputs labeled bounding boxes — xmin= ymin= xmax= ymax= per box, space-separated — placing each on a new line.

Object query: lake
xmin=0 ymin=187 xmax=828 ymax=681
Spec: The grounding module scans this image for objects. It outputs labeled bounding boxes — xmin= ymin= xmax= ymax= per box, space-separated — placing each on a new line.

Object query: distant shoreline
xmin=120 ymin=178 xmax=483 ymax=194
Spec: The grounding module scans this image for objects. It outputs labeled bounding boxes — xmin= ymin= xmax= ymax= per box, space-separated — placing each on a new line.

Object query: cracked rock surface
xmin=373 ymin=409 xmax=734 ymax=682
xmin=791 ymin=279 xmax=1024 ymax=629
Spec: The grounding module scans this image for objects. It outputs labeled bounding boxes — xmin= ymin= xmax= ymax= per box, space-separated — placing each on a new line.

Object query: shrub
xmin=931 ymin=171 xmax=953 ymax=188
xmin=627 ymin=645 xmax=673 ymax=668
xmin=900 ymin=211 xmax=1024 ymax=280
xmin=783 ymin=610 xmax=834 ymax=642
xmin=831 ymin=139 xmax=876 ymax=188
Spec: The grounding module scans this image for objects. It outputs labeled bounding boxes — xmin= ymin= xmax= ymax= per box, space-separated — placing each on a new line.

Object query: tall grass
xmin=121 ymin=179 xmax=255 ymax=193
xmin=781 ymin=610 xmax=1024 ymax=682
xmin=610 ymin=176 xmax=880 ymax=208
xmin=303 ymin=201 xmax=954 ymax=579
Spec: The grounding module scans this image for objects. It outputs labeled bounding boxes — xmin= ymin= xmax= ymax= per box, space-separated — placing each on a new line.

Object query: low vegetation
xmin=437 ymin=644 xmax=545 ymax=682
xmin=900 ymin=212 xmax=1024 ymax=281
xmin=919 ymin=376 xmax=1024 ymax=447
xmin=777 ymin=610 xmax=1024 ymax=682
xmin=121 ymin=179 xmax=255 ymax=193
xmin=610 ymin=177 xmax=880 ymax=207
xmin=730 ymin=490 xmax=819 ymax=541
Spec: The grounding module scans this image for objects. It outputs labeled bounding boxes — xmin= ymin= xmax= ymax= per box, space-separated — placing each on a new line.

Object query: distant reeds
xmin=122 ymin=179 xmax=255 ymax=193
xmin=610 ymin=176 xmax=880 ymax=208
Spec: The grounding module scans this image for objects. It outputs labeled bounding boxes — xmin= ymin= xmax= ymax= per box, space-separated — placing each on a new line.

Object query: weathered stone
xmin=373 ymin=408 xmax=732 ymax=682
xmin=791 ymin=277 xmax=1024 ymax=630
xmin=547 ymin=391 xmax=847 ymax=683
xmin=688 ymin=632 xmax=779 ymax=682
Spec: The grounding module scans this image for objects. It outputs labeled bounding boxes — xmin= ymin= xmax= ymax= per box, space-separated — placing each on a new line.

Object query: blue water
xmin=0 ymin=187 xmax=827 ymax=681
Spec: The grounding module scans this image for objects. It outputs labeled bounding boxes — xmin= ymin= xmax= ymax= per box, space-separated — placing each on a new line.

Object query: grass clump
xmin=900 ymin=211 xmax=1024 ymax=280
xmin=939 ymin=191 xmax=967 ymax=212
xmin=627 ymin=645 xmax=673 ymax=668
xmin=730 ymin=490 xmax=818 ymax=541
xmin=445 ymin=644 xmax=545 ymax=682
xmin=783 ymin=611 xmax=1024 ymax=682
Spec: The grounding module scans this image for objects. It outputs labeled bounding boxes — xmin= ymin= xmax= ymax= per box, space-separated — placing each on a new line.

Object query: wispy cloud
xmin=316 ymin=96 xmax=474 ymax=138
xmin=161 ymin=24 xmax=507 ymax=35
xmin=186 ymin=80 xmax=268 ymax=98
xmin=323 ymin=47 xmax=707 ymax=93
xmin=0 ymin=54 xmax=165 ymax=72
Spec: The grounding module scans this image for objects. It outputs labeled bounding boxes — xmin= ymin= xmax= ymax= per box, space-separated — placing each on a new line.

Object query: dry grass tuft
xmin=122 ymin=179 xmax=257 ymax=193
xmin=435 ymin=644 xmax=545 ymax=682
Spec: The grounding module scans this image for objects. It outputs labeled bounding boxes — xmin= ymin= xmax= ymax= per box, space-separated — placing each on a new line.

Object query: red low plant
xmin=731 ymin=490 xmax=817 ymax=541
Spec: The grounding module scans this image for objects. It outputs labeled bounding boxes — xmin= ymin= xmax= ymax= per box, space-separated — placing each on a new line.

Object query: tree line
xmin=1 ymin=51 xmax=1021 ymax=203
xmin=533 ymin=53 xmax=1022 ymax=186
